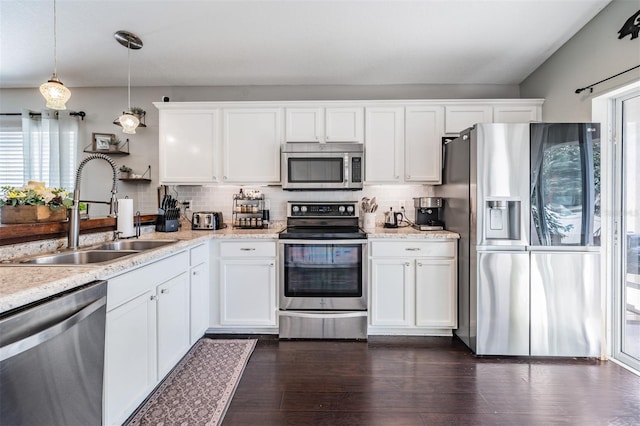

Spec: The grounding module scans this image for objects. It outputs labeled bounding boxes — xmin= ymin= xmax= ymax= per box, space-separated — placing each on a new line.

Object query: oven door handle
xmin=278 ymin=239 xmax=368 ymax=245
xmin=279 ymin=311 xmax=367 ymax=319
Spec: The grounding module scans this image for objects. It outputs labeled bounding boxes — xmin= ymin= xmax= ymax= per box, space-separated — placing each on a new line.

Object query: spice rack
xmin=232 ymin=191 xmax=267 ymax=229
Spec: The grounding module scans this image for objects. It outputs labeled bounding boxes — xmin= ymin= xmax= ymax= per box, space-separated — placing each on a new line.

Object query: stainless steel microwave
xmin=281 ymin=142 xmax=364 ymax=190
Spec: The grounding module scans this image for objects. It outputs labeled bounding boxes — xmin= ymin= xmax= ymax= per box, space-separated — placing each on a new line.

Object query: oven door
xmin=279 ymin=239 xmax=367 ymax=310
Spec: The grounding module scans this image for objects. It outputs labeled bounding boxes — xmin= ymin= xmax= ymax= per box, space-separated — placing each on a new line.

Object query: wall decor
xmin=92 ymin=132 xmax=115 ymax=151
xmin=618 ymin=9 xmax=640 ymax=40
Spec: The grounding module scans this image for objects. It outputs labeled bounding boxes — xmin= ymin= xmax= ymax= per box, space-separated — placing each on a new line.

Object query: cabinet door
xmin=190 ymin=262 xmax=210 ymax=344
xmin=220 ymin=259 xmax=277 ymax=326
xmin=325 ymin=107 xmax=364 ymax=143
xmin=370 ymin=258 xmax=413 ymax=326
xmin=159 ymin=109 xmax=218 ymax=184
xmin=286 ymin=107 xmax=324 ymax=142
xmin=104 ymin=290 xmax=156 ymax=426
xmin=415 ymin=258 xmax=457 ymax=327
xmin=157 ymin=272 xmax=190 ymax=378
xmin=493 ymin=105 xmax=540 ymax=123
xmin=445 ymin=105 xmax=493 ymax=134
xmin=405 ymin=106 xmax=445 ymax=183
xmin=223 ymin=108 xmax=282 ymax=182
xmin=365 ymin=107 xmax=404 ymax=183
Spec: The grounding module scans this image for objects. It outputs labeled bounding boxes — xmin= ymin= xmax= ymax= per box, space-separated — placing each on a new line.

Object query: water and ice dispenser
xmin=485 ymin=200 xmax=520 ymax=240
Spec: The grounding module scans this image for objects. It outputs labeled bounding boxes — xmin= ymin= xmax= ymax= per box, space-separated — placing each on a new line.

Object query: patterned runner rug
xmin=126 ymin=338 xmax=256 ymax=426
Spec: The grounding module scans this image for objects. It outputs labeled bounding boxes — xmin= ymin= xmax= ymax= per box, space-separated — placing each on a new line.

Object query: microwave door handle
xmin=344 ymin=154 xmax=349 ymax=188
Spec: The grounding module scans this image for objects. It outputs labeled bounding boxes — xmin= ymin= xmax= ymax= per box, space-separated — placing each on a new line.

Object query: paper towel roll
xmin=117 ymin=198 xmax=135 ymax=237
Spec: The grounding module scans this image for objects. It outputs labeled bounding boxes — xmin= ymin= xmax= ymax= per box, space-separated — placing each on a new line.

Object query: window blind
xmin=0 ymin=117 xmax=24 ymax=187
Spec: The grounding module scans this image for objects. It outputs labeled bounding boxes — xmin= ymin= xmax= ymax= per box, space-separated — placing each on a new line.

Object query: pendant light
xmin=114 ymin=31 xmax=143 ymax=134
xmin=39 ymin=0 xmax=71 ymax=110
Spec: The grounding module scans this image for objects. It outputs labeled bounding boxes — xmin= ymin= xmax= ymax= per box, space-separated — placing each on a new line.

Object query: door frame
xmin=593 ymin=81 xmax=640 ymax=375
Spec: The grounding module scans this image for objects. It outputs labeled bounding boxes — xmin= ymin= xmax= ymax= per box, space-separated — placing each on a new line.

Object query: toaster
xmin=192 ymin=211 xmax=224 ymax=230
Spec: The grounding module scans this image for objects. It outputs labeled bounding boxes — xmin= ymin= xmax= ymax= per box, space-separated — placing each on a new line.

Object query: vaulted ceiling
xmin=0 ymin=0 xmax=611 ymax=89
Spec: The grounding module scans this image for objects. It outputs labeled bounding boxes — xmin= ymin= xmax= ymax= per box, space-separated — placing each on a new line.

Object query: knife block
xmin=155 ymin=209 xmax=180 ymax=232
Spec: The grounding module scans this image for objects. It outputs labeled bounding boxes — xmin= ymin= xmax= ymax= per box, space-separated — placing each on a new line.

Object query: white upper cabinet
xmin=445 ymin=105 xmax=493 ymax=134
xmin=223 ymin=108 xmax=283 ymax=183
xmin=285 ymin=108 xmax=324 ymax=142
xmin=286 ymin=106 xmax=364 ymax=143
xmin=405 ymin=106 xmax=445 ymax=184
xmin=493 ymin=104 xmax=541 ymax=123
xmin=325 ymin=107 xmax=364 ymax=143
xmin=158 ymin=109 xmax=219 ymax=184
xmin=365 ymin=107 xmax=404 ymax=183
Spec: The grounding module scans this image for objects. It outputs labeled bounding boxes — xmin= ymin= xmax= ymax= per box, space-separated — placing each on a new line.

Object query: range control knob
xmin=338 ymin=206 xmax=346 ymax=213
xmin=292 ymin=205 xmax=299 ymax=213
xmin=346 ymin=205 xmax=354 ymax=214
xmin=300 ymin=206 xmax=308 ymax=213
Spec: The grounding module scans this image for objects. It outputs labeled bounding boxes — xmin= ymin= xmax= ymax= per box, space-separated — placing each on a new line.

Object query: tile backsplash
xmin=172 ymin=184 xmax=435 ymax=224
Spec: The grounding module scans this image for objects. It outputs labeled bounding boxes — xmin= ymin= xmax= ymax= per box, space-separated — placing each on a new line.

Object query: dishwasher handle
xmin=0 ymin=296 xmax=106 ymax=361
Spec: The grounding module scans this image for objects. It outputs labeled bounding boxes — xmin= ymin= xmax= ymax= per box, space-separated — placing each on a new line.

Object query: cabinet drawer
xmin=220 ymin=241 xmax=276 ymax=258
xmin=107 ymin=251 xmax=189 ymax=311
xmin=190 ymin=243 xmax=209 ymax=266
xmin=371 ymin=241 xmax=455 ymax=258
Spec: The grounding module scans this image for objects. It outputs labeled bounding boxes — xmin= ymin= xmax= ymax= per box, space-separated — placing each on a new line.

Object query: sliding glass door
xmin=615 ymin=90 xmax=640 ymax=371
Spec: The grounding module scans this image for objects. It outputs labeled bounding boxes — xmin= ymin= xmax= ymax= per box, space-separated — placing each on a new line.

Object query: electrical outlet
xmin=399 ymin=200 xmax=406 ymax=210
xmin=181 ymin=200 xmax=192 ymax=210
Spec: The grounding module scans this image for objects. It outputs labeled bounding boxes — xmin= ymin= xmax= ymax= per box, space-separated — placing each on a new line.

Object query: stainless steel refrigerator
xmin=437 ymin=122 xmax=602 ymax=357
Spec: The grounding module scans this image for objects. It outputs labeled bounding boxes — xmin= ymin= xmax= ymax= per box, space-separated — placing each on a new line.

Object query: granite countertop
xmin=0 ymin=221 xmax=458 ymax=314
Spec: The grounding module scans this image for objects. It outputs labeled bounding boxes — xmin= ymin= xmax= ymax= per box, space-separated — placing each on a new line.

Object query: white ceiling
xmin=0 ymin=0 xmax=611 ymax=89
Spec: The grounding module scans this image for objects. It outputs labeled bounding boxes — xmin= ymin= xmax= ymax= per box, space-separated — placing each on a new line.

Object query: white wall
xmin=520 ymin=0 xmax=640 ymax=121
xmin=0 ymin=83 xmax=518 ymax=218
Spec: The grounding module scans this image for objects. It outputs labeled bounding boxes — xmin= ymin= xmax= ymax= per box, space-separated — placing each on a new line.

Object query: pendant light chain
xmin=53 ymin=0 xmax=57 ymax=76
xmin=127 ymin=39 xmax=131 ymax=111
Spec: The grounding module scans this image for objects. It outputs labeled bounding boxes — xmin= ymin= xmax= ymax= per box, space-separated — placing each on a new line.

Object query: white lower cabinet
xmin=104 ymin=290 xmax=156 ymax=426
xmin=369 ymin=240 xmax=457 ymax=335
xmin=189 ymin=243 xmax=211 ymax=344
xmin=104 ymin=251 xmax=190 ymax=426
xmin=216 ymin=240 xmax=278 ymax=332
xmin=156 ymin=273 xmax=190 ymax=378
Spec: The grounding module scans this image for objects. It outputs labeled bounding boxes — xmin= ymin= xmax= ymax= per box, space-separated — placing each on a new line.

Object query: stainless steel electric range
xmin=278 ymin=201 xmax=368 ymax=339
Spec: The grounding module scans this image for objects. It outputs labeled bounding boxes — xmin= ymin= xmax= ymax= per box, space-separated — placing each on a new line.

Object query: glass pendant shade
xmin=119 ymin=113 xmax=140 ymax=134
xmin=39 ymin=75 xmax=71 ymax=110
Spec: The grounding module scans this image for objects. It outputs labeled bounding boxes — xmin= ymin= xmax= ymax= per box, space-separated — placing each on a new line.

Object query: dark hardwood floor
xmin=223 ymin=336 xmax=640 ymax=425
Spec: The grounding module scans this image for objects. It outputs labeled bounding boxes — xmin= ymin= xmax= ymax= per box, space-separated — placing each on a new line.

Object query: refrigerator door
xmin=530 ymin=252 xmax=601 ymax=357
xmin=476 ymin=123 xmax=530 ymax=248
xmin=477 ymin=251 xmax=530 ymax=356
xmin=530 ymin=123 xmax=601 ymax=247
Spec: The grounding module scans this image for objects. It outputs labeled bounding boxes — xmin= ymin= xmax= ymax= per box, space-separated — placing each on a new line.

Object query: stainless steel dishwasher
xmin=0 ymin=280 xmax=107 ymax=426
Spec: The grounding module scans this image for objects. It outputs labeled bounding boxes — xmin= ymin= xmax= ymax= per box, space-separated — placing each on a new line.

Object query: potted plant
xmin=0 ymin=183 xmax=72 ymax=223
xmin=108 ymin=135 xmax=122 ymax=151
xmin=119 ymin=165 xmax=133 ymax=179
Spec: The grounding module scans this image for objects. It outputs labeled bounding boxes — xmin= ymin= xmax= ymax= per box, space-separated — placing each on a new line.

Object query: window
xmin=0 ymin=116 xmax=24 ymax=187
xmin=0 ymin=111 xmax=78 ymax=191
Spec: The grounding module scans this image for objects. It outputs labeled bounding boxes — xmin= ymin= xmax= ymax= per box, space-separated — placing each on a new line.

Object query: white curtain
xmin=21 ymin=109 xmax=78 ymax=190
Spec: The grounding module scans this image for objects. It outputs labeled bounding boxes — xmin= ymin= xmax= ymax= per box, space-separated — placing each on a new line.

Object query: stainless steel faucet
xmin=68 ymin=153 xmax=118 ymax=249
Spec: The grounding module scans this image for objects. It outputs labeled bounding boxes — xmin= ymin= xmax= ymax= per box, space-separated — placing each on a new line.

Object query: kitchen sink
xmin=1 ymin=239 xmax=180 ymax=267
xmin=94 ymin=239 xmax=178 ymax=251
xmin=18 ymin=250 xmax=139 ymax=265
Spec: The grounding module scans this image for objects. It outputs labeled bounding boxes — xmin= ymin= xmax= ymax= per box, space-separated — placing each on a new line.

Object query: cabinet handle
xmin=193 ymin=271 xmax=199 ymax=276
xmin=161 ymin=288 xmax=169 ymax=294
xmin=150 ymin=295 xmax=157 ymax=301
xmin=406 ymin=175 xmax=411 ymax=179
xmin=405 ymin=262 xmax=410 ymax=267
xmin=223 ymin=176 xmax=228 ymax=180
xmin=405 ymin=248 xmax=421 ymax=251
xmin=417 ymin=262 xmax=423 ymax=267
xmin=270 ymin=263 xmax=275 ymax=267
xmin=240 ymin=248 xmax=256 ymax=251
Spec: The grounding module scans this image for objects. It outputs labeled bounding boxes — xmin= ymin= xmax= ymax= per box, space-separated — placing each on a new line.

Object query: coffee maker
xmin=412 ymin=197 xmax=445 ymax=231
